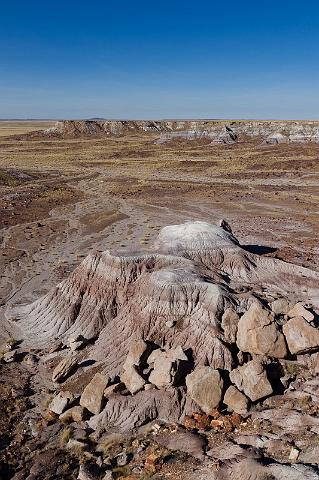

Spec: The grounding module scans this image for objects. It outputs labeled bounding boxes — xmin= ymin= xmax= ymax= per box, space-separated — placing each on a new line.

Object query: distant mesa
xmin=30 ymin=119 xmax=319 ymax=145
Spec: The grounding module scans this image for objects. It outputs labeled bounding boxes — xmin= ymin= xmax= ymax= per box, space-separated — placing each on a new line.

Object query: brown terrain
xmin=1 ymin=120 xmax=319 ymax=480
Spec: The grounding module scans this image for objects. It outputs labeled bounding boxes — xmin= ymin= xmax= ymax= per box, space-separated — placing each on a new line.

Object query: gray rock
xmin=186 ymin=366 xmax=223 ymax=414
xmin=148 ymin=346 xmax=188 ymax=388
xmin=59 ymin=406 xmax=85 ymax=422
xmin=49 ymin=391 xmax=74 ymax=414
xmin=224 ymin=385 xmax=249 ymax=414
xmin=288 ymin=303 xmax=314 ymax=322
xmin=271 ymin=298 xmax=290 ymax=315
xmin=116 ymin=452 xmax=129 ymax=466
xmin=52 ymin=354 xmax=78 ymax=383
xmin=283 ymin=316 xmax=319 ymax=354
xmin=3 ymin=349 xmax=18 ymax=363
xmin=123 ymin=339 xmax=149 ymax=370
xmin=121 ymin=365 xmax=145 ymax=394
xmin=77 ymin=463 xmax=99 ymax=480
xmin=236 ymin=303 xmax=287 ymax=358
xmin=80 ymin=372 xmax=109 ymax=414
xmin=229 ymin=360 xmax=273 ymax=402
xmin=221 ymin=307 xmax=239 ymax=343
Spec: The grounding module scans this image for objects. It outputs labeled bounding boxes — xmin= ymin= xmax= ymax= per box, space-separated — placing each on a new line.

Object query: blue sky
xmin=1 ymin=0 xmax=319 ymax=119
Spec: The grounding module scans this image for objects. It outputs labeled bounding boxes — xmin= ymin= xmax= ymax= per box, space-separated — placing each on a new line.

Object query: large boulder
xmin=229 ymin=360 xmax=273 ymax=402
xmin=236 ymin=303 xmax=287 ymax=358
xmin=80 ymin=373 xmax=109 ymax=414
xmin=186 ymin=366 xmax=223 ymax=414
xmin=283 ymin=316 xmax=319 ymax=354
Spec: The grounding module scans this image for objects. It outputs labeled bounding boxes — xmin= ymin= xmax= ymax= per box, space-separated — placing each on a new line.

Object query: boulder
xmin=123 ymin=339 xmax=150 ymax=370
xmin=3 ymin=349 xmax=18 ymax=363
xmin=229 ymin=360 xmax=273 ymax=402
xmin=80 ymin=373 xmax=109 ymax=414
xmin=288 ymin=303 xmax=315 ymax=323
xmin=148 ymin=346 xmax=188 ymax=388
xmin=52 ymin=355 xmax=78 ymax=383
xmin=236 ymin=303 xmax=287 ymax=358
xmin=283 ymin=316 xmax=319 ymax=354
xmin=104 ymin=382 xmax=125 ymax=397
xmin=224 ymin=385 xmax=249 ymax=414
xmin=221 ymin=307 xmax=239 ymax=343
xmin=186 ymin=366 xmax=223 ymax=414
xmin=271 ymin=298 xmax=290 ymax=315
xmin=49 ymin=391 xmax=74 ymax=415
xmin=59 ymin=406 xmax=85 ymax=423
xmin=121 ymin=365 xmax=146 ymax=394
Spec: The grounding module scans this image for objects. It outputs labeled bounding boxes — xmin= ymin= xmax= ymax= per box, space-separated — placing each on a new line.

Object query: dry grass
xmin=0 ymin=121 xmax=55 ymax=137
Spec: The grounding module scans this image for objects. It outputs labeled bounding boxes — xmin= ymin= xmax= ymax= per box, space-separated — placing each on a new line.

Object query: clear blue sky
xmin=1 ymin=0 xmax=319 ymax=119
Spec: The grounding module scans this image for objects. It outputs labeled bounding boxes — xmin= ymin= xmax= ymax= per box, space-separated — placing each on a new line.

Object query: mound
xmin=5 ymin=221 xmax=319 ymax=431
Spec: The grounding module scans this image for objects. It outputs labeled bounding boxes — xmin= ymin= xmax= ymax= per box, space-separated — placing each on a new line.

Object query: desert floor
xmin=0 ymin=121 xmax=318 ymax=309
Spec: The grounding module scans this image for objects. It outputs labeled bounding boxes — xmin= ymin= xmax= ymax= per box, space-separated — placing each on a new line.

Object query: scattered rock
xmin=49 ymin=391 xmax=74 ymax=414
xmin=271 ymin=298 xmax=290 ymax=315
xmin=123 ymin=339 xmax=150 ymax=370
xmin=80 ymin=372 xmax=109 ymax=414
xmin=289 ymin=447 xmax=300 ymax=461
xmin=104 ymin=382 xmax=125 ymax=397
xmin=224 ymin=385 xmax=249 ymax=414
xmin=186 ymin=366 xmax=223 ymax=414
xmin=229 ymin=360 xmax=273 ymax=402
xmin=68 ymin=335 xmax=86 ymax=352
xmin=52 ymin=354 xmax=78 ymax=382
xmin=121 ymin=365 xmax=146 ymax=394
xmin=116 ymin=452 xmax=129 ymax=466
xmin=288 ymin=303 xmax=314 ymax=322
xmin=283 ymin=316 xmax=319 ymax=354
xmin=59 ymin=405 xmax=85 ymax=422
xmin=77 ymin=463 xmax=99 ymax=480
xmin=221 ymin=307 xmax=239 ymax=343
xmin=236 ymin=303 xmax=287 ymax=358
xmin=148 ymin=346 xmax=188 ymax=388
xmin=3 ymin=349 xmax=18 ymax=363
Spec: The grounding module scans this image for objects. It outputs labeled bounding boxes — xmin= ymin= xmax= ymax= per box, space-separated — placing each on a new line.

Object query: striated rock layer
xmin=40 ymin=119 xmax=319 ymax=144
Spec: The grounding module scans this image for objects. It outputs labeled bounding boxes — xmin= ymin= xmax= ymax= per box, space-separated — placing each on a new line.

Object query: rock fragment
xmin=186 ymin=366 xmax=223 ymax=414
xmin=229 ymin=360 xmax=273 ymax=402
xmin=80 ymin=372 xmax=109 ymax=414
xmin=121 ymin=365 xmax=146 ymax=394
xmin=52 ymin=355 xmax=78 ymax=383
xmin=148 ymin=346 xmax=188 ymax=388
xmin=49 ymin=391 xmax=74 ymax=414
xmin=224 ymin=385 xmax=249 ymax=414
xmin=271 ymin=298 xmax=290 ymax=315
xmin=59 ymin=406 xmax=85 ymax=423
xmin=236 ymin=303 xmax=287 ymax=358
xmin=221 ymin=307 xmax=239 ymax=343
xmin=288 ymin=303 xmax=315 ymax=322
xmin=283 ymin=316 xmax=319 ymax=354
